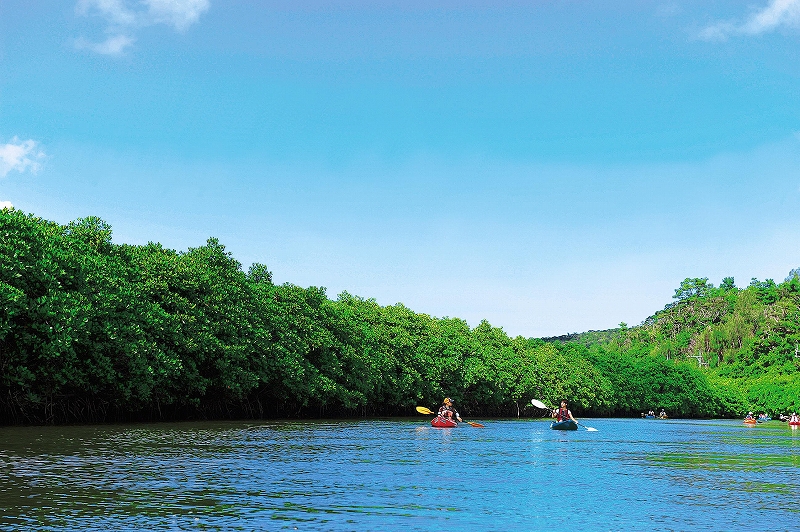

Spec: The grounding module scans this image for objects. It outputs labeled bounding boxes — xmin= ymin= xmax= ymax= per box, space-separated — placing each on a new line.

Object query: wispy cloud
xmin=75 ymin=34 xmax=136 ymax=55
xmin=0 ymin=201 xmax=13 ymax=210
xmin=75 ymin=0 xmax=210 ymax=55
xmin=0 ymin=137 xmax=45 ymax=178
xmin=145 ymin=0 xmax=210 ymax=32
xmin=700 ymin=0 xmax=800 ymax=41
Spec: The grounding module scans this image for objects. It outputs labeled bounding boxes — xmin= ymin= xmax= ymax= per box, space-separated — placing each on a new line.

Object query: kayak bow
xmin=431 ymin=416 xmax=458 ymax=428
xmin=550 ymin=420 xmax=578 ymax=431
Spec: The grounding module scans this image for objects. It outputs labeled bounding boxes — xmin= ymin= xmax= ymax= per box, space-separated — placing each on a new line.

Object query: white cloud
xmin=0 ymin=201 xmax=13 ymax=210
xmin=0 ymin=138 xmax=45 ymax=178
xmin=700 ymin=0 xmax=800 ymax=40
xmin=75 ymin=34 xmax=135 ymax=55
xmin=76 ymin=0 xmax=137 ymax=26
xmin=75 ymin=0 xmax=210 ymax=54
xmin=145 ymin=0 xmax=211 ymax=32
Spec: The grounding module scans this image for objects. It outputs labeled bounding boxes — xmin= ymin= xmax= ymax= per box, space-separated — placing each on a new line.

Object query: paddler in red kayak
xmin=552 ymin=400 xmax=577 ymax=423
xmin=438 ymin=397 xmax=463 ymax=423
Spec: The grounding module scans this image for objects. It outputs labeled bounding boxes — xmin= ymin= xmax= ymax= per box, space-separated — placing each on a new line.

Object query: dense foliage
xmin=1 ymin=209 xmax=797 ymax=423
xmin=608 ymin=275 xmax=800 ymax=416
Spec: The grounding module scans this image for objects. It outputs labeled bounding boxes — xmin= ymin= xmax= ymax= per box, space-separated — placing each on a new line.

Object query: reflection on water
xmin=1 ymin=418 xmax=800 ymax=530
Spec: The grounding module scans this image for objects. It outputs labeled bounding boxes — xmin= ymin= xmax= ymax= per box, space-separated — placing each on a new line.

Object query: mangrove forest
xmin=1 ymin=208 xmax=799 ymax=424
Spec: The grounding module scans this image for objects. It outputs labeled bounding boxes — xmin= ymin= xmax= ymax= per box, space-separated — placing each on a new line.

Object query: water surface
xmin=1 ymin=418 xmax=799 ymax=531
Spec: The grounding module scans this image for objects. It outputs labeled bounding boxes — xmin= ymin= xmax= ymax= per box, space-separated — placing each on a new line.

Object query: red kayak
xmin=789 ymin=421 xmax=800 ymax=426
xmin=431 ymin=416 xmax=458 ymax=428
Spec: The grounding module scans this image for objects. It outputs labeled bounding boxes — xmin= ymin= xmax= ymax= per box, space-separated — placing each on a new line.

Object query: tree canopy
xmin=1 ymin=208 xmax=796 ymax=424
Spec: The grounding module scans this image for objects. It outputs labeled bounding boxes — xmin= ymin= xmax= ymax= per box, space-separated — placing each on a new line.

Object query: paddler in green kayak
xmin=552 ymin=400 xmax=577 ymax=424
xmin=438 ymin=397 xmax=463 ymax=423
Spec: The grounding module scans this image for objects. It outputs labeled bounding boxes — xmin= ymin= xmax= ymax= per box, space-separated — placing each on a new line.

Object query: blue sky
xmin=2 ymin=0 xmax=800 ymax=337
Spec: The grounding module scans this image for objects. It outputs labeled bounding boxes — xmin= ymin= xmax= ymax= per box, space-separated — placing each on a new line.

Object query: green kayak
xmin=550 ymin=420 xmax=578 ymax=431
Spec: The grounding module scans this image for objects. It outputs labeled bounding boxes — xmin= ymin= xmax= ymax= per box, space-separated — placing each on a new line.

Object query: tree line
xmin=1 ymin=209 xmax=794 ymax=424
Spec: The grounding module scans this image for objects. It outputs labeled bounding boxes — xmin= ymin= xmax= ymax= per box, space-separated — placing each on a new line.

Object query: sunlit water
xmin=1 ymin=418 xmax=799 ymax=531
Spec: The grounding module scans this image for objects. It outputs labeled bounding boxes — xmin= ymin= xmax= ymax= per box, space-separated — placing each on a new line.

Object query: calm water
xmin=1 ymin=418 xmax=799 ymax=531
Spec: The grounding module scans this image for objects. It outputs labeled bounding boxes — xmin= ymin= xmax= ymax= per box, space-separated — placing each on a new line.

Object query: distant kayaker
xmin=745 ymin=412 xmax=755 ymax=421
xmin=659 ymin=409 xmax=667 ymax=419
xmin=552 ymin=400 xmax=577 ymax=423
xmin=791 ymin=413 xmax=799 ymax=423
xmin=438 ymin=398 xmax=463 ymax=423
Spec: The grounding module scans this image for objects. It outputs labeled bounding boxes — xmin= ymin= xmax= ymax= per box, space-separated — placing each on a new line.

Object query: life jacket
xmin=556 ymin=407 xmax=570 ymax=422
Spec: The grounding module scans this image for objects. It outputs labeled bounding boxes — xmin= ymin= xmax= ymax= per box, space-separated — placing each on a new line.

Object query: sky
xmin=1 ymin=0 xmax=800 ymax=338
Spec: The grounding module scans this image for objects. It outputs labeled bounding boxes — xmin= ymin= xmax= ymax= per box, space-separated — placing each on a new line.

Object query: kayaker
xmin=552 ymin=400 xmax=577 ymax=423
xmin=659 ymin=408 xmax=667 ymax=419
xmin=744 ymin=412 xmax=755 ymax=421
xmin=791 ymin=413 xmax=799 ymax=423
xmin=438 ymin=398 xmax=463 ymax=423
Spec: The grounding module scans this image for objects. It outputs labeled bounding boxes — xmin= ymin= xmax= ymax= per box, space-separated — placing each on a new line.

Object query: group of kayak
xmin=423 ymin=398 xmax=584 ymax=431
xmin=422 ymin=400 xmax=800 ymax=430
xmin=744 ymin=411 xmax=800 ymax=426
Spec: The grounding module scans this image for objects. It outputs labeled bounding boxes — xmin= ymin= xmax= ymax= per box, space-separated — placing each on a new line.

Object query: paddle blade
xmin=416 ymin=406 xmax=434 ymax=415
xmin=466 ymin=421 xmax=485 ymax=428
xmin=585 ymin=426 xmax=598 ymax=432
xmin=530 ymin=399 xmax=549 ymax=410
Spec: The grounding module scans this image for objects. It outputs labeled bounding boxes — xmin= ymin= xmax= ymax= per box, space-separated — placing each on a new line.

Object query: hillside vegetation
xmin=1 ymin=209 xmax=797 ymax=423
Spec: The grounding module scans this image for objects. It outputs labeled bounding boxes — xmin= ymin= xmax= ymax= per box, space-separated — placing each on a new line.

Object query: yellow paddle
xmin=415 ymin=406 xmax=485 ymax=427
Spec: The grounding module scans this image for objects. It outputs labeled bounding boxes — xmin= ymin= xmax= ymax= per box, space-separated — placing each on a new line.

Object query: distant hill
xmin=539 ymin=329 xmax=619 ymax=345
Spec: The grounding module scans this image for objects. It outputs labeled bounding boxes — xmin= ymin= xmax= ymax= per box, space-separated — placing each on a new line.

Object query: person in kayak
xmin=791 ymin=412 xmax=799 ymax=423
xmin=744 ymin=412 xmax=755 ymax=421
xmin=552 ymin=400 xmax=577 ymax=423
xmin=438 ymin=398 xmax=463 ymax=423
xmin=659 ymin=408 xmax=667 ymax=418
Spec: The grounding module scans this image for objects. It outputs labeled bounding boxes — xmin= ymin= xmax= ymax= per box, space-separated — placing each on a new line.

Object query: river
xmin=1 ymin=418 xmax=798 ymax=531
